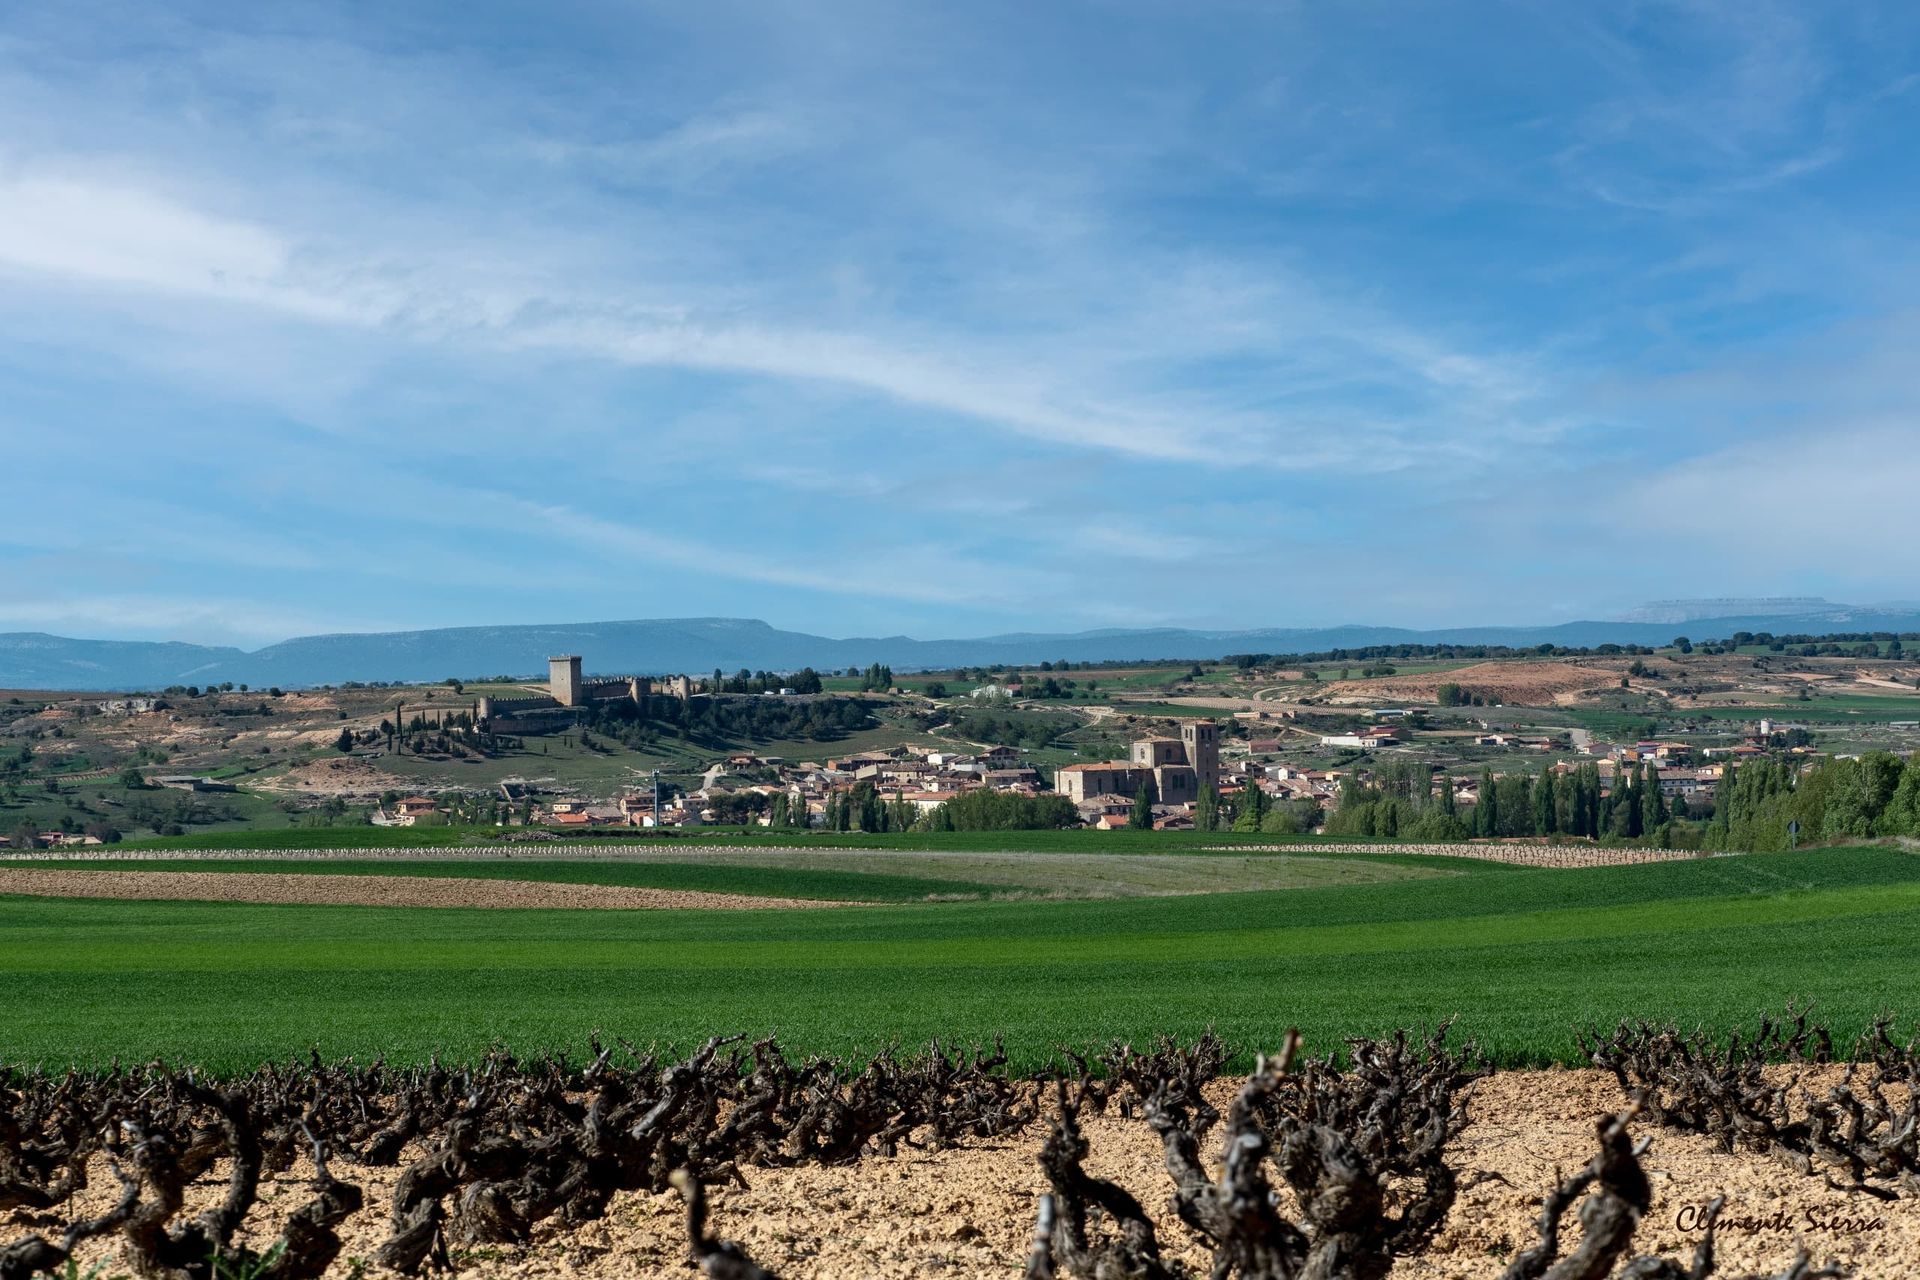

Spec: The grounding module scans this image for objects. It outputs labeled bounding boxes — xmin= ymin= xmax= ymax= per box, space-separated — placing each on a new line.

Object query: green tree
xmin=1640 ymin=763 xmax=1667 ymax=836
xmin=1474 ymin=768 xmax=1497 ymax=837
xmin=1259 ymin=805 xmax=1299 ymax=836
xmin=1130 ymin=782 xmax=1154 ymax=830
xmin=931 ymin=790 xmax=1077 ymax=831
xmin=1882 ymin=757 xmax=1920 ymax=837
xmin=1195 ymin=782 xmax=1221 ymax=833
xmin=1533 ymin=767 xmax=1557 ymax=835
xmin=1234 ymin=783 xmax=1271 ymax=832
xmin=1494 ymin=773 xmax=1532 ymax=837
xmin=334 ymin=728 xmax=354 ymax=753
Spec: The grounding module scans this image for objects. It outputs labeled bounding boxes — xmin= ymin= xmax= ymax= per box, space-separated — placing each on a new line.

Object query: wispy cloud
xmin=0 ymin=592 xmax=392 ymax=647
xmin=2 ymin=1 xmax=1917 ymax=639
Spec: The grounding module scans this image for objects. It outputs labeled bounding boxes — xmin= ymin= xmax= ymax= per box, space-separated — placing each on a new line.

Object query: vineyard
xmin=3 ymin=1013 xmax=1915 ymax=1278
xmin=6 ymin=847 xmax=1920 ymax=1275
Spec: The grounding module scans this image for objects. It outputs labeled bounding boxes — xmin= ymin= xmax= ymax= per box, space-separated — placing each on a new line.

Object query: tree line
xmin=1703 ymin=752 xmax=1920 ymax=851
xmin=751 ymin=782 xmax=1078 ymax=833
xmin=708 ymin=667 xmax=827 ymax=695
xmin=575 ymin=694 xmax=877 ymax=749
xmin=1324 ymin=757 xmax=1693 ymax=843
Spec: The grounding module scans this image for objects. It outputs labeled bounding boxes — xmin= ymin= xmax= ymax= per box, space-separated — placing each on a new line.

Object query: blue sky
xmin=2 ymin=1 xmax=1917 ymax=647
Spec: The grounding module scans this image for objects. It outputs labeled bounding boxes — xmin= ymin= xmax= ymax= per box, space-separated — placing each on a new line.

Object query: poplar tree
xmin=1196 ymin=783 xmax=1220 ymax=832
xmin=1130 ymin=782 xmax=1154 ymax=830
xmin=1534 ymin=768 xmax=1557 ymax=835
xmin=1641 ymin=763 xmax=1666 ymax=837
xmin=1240 ymin=783 xmax=1270 ymax=830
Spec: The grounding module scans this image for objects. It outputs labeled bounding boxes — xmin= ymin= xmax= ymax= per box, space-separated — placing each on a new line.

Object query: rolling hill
xmin=8 ymin=602 xmax=1920 ymax=691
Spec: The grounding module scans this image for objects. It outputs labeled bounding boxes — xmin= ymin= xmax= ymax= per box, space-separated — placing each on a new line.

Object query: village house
xmin=900 ymin=790 xmax=964 ymax=815
xmin=1655 ymin=768 xmax=1717 ymax=800
xmin=371 ymin=795 xmax=443 ymax=827
xmin=1075 ymin=793 xmax=1135 ymax=824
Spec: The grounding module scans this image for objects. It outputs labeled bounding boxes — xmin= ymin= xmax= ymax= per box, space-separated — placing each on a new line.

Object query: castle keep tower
xmin=1181 ymin=721 xmax=1220 ymax=790
xmin=548 ymin=655 xmax=584 ymax=707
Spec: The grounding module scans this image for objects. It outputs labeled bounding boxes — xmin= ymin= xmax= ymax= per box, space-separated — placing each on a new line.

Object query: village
xmin=366 ymin=711 xmax=1789 ymax=835
xmin=3 ymin=642 xmax=1907 ymax=849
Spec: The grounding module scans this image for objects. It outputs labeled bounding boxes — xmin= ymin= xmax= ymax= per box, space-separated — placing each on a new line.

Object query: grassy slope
xmin=5 ymin=850 xmax=1447 ymax=899
xmin=4 ymin=858 xmax=1004 ymax=902
xmin=3 ymin=847 xmax=1916 ymax=1072
xmin=107 ymin=825 xmax=1380 ymax=852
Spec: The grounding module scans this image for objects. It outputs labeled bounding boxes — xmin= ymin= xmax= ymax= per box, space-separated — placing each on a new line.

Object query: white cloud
xmin=473 ymin=493 xmax=1078 ymax=611
xmin=0 ymin=593 xmax=387 ymax=647
xmin=0 ymin=118 xmax=1558 ymax=473
xmin=1622 ymin=425 xmax=1920 ymax=574
xmin=0 ymin=170 xmax=390 ymax=324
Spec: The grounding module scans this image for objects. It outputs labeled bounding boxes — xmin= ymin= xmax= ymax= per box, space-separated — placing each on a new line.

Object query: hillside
xmin=13 ymin=603 xmax=1920 ymax=690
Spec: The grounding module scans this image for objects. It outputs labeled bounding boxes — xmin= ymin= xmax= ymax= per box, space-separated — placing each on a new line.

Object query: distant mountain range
xmin=7 ymin=602 xmax=1920 ymax=692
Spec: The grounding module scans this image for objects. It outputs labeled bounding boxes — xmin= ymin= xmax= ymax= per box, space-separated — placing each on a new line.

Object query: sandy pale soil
xmin=0 ymin=869 xmax=842 ymax=910
xmin=1318 ymin=661 xmax=1634 ymax=707
xmin=1216 ymin=842 xmax=1706 ymax=868
xmin=20 ymin=1069 xmax=1914 ymax=1279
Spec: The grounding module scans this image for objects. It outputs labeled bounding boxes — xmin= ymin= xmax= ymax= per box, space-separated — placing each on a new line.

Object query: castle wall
xmin=478 ymin=696 xmax=558 ymax=719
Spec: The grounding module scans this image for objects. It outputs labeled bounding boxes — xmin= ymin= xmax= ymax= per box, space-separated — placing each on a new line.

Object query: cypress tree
xmin=1623 ymin=764 xmax=1644 ymax=838
xmin=1476 ymin=768 xmax=1498 ymax=837
xmin=1196 ymin=783 xmax=1220 ymax=832
xmin=1234 ymin=782 xmax=1271 ymax=832
xmin=1131 ymin=782 xmax=1154 ymax=831
xmin=1641 ymin=763 xmax=1666 ymax=836
xmin=1534 ymin=767 xmax=1556 ymax=835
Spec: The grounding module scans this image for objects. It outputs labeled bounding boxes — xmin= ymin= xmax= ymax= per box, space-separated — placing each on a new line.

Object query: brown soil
xmin=24 ymin=1070 xmax=1912 ymax=1279
xmin=1321 ymin=661 xmax=1629 ymax=707
xmin=0 ymin=869 xmax=842 ymax=911
xmin=260 ymin=756 xmax=404 ymax=797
